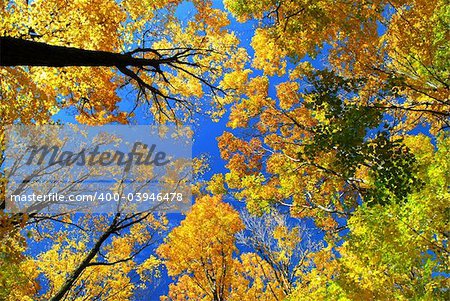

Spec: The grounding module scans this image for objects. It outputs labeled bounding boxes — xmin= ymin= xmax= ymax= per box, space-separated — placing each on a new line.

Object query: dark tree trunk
xmin=0 ymin=36 xmax=157 ymax=67
xmin=0 ymin=36 xmax=217 ymax=119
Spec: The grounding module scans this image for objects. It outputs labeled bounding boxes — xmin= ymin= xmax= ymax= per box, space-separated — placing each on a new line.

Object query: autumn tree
xmin=218 ymin=69 xmax=422 ymax=234
xmin=212 ymin=1 xmax=449 ymax=298
xmin=0 ymin=0 xmax=245 ymax=227
xmin=38 ymin=211 xmax=167 ymax=301
xmin=1 ymin=0 xmax=246 ymax=125
xmin=236 ymin=210 xmax=322 ymax=298
xmin=0 ymin=125 xmax=193 ymax=300
xmin=1 ymin=208 xmax=168 ymax=301
xmin=158 ymin=195 xmax=324 ymax=301
xmin=335 ymin=134 xmax=449 ymax=300
xmin=1 ymin=0 xmax=448 ymax=299
xmin=0 ymin=228 xmax=39 ymax=301
xmin=0 ymin=0 xmax=245 ymax=299
xmin=287 ymin=134 xmax=450 ymax=300
xmin=224 ymin=0 xmax=449 ymax=132
xmin=157 ymin=195 xmax=244 ymax=301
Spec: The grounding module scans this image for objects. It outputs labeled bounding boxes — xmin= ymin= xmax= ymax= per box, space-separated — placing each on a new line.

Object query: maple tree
xmin=1 ymin=0 xmax=246 ymax=125
xmin=0 ymin=229 xmax=39 ymax=301
xmin=213 ymin=0 xmax=449 ymax=299
xmin=0 ymin=0 xmax=448 ymax=300
xmin=157 ymin=195 xmax=244 ymax=301
xmin=158 ymin=195 xmax=323 ymax=301
xmin=39 ymin=212 xmax=167 ymax=301
xmin=215 ymin=0 xmax=448 ymax=299
xmin=224 ymin=0 xmax=449 ymax=132
xmin=217 ymin=0 xmax=448 ymax=225
xmin=218 ymin=69 xmax=422 ymax=232
xmin=286 ymin=134 xmax=449 ymax=300
xmin=0 ymin=0 xmax=241 ymax=299
xmin=0 ymin=126 xmax=191 ymax=300
xmin=235 ymin=210 xmax=323 ymax=298
xmin=1 ymin=36 xmax=225 ymax=123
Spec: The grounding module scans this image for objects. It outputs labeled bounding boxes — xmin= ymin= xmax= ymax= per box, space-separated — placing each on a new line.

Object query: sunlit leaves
xmin=1 ymin=0 xmax=247 ymax=125
xmin=226 ymin=0 xmax=450 ymax=131
xmin=157 ymin=195 xmax=244 ymax=300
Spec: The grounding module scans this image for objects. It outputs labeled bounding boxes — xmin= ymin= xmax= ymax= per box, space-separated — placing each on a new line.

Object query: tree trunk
xmin=0 ymin=36 xmax=157 ymax=67
xmin=48 ymin=214 xmax=119 ymax=301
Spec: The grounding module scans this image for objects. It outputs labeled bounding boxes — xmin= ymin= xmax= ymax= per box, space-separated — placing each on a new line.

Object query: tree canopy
xmin=1 ymin=0 xmax=449 ymax=300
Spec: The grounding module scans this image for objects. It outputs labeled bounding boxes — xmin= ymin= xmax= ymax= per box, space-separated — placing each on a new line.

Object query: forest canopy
xmin=0 ymin=0 xmax=449 ymax=300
